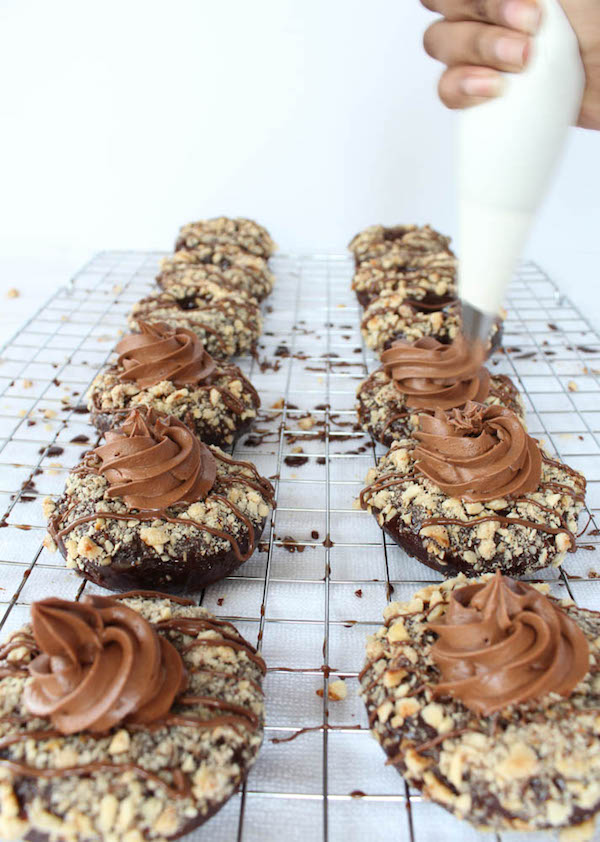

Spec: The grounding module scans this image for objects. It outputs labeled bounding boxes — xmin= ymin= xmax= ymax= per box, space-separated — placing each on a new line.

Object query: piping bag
xmin=458 ymin=0 xmax=585 ymax=346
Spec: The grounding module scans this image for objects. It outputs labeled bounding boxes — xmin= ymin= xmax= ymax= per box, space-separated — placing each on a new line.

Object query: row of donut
xmin=43 ymin=216 xmax=278 ymax=592
xmin=349 ymin=224 xmax=600 ymax=837
xmin=90 ymin=216 xmax=278 ymax=447
xmin=130 ymin=216 xmax=276 ymax=359
xmin=351 ymin=223 xmax=460 ymax=354
xmin=0 ymin=218 xmax=282 ymax=842
xmin=349 ymin=221 xmax=585 ymax=578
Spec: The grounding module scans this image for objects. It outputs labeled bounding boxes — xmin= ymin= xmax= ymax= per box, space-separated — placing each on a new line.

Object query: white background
xmin=0 ymin=0 xmax=598 ymax=337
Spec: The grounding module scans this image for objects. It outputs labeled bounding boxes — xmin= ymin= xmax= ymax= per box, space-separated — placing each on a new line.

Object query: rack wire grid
xmin=0 ymin=251 xmax=598 ymax=842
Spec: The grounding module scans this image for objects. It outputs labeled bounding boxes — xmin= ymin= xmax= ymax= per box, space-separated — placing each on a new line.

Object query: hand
xmin=420 ymin=0 xmax=600 ymax=129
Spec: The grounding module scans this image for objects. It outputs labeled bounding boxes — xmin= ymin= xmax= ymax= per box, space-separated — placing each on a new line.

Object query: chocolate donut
xmin=44 ymin=409 xmax=274 ymax=592
xmin=157 ymin=261 xmax=275 ymax=302
xmin=360 ymin=291 xmax=502 ymax=356
xmin=0 ymin=591 xmax=265 ymax=841
xmin=348 ymin=223 xmax=453 ymax=266
xmin=87 ymin=322 xmax=260 ymax=447
xmin=361 ymin=572 xmax=600 ymax=834
xmin=175 ymin=216 xmax=276 ymax=258
xmin=360 ymin=402 xmax=585 ymax=577
xmin=351 ymin=254 xmax=457 ymax=308
xmin=357 ymin=337 xmax=524 ymax=446
xmin=159 ymin=243 xmax=272 ymax=281
xmin=129 ymin=286 xmax=262 ymax=361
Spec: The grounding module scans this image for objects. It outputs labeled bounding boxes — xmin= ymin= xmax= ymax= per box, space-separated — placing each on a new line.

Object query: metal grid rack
xmin=0 ymin=251 xmax=598 ymax=842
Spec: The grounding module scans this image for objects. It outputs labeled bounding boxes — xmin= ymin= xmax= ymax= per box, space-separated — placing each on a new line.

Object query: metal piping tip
xmin=461 ymin=301 xmax=497 ymax=347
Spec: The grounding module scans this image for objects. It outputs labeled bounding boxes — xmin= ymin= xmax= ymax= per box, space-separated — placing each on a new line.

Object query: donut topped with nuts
xmin=349 ymin=223 xmax=453 ymax=266
xmin=157 ymin=260 xmax=275 ymax=302
xmin=361 ymin=291 xmax=502 ymax=356
xmin=87 ymin=321 xmax=260 ymax=447
xmin=361 ymin=572 xmax=600 ymax=834
xmin=44 ymin=408 xmax=275 ymax=592
xmin=175 ymin=216 xmax=276 ymax=259
xmin=357 ymin=337 xmax=524 ymax=446
xmin=129 ymin=287 xmax=262 ymax=360
xmin=352 ymin=254 xmax=457 ymax=308
xmin=0 ymin=591 xmax=266 ymax=841
xmin=360 ymin=402 xmax=585 ymax=578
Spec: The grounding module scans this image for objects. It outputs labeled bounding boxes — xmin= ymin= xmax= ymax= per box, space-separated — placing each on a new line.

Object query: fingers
xmin=424 ymin=20 xmax=529 ymax=71
xmin=437 ymin=66 xmax=504 ymax=108
xmin=420 ymin=0 xmax=541 ymax=35
xmin=420 ymin=0 xmax=542 ymax=112
xmin=421 ymin=0 xmax=503 ymax=23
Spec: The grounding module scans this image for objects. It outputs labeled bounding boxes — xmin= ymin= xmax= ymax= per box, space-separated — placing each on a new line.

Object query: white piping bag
xmin=458 ymin=0 xmax=585 ymax=344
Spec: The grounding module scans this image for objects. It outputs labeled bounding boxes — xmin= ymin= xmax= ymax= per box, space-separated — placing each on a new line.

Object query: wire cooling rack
xmin=0 ymin=251 xmax=598 ymax=842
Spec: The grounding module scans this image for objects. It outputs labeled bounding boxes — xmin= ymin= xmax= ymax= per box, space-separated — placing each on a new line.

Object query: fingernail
xmin=460 ymin=74 xmax=504 ymax=98
xmin=494 ymin=36 xmax=528 ymax=67
xmin=503 ymin=0 xmax=541 ymax=34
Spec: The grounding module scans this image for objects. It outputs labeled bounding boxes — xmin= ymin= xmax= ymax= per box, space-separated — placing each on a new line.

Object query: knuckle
xmin=469 ymin=0 xmax=494 ymax=22
xmin=445 ymin=0 xmax=502 ymax=24
xmin=474 ymin=26 xmax=492 ymax=61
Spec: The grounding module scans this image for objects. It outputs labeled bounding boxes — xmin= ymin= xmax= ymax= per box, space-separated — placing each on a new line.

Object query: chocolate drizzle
xmin=156 ymin=615 xmax=266 ymax=674
xmin=352 ymin=257 xmax=457 ymax=307
xmin=160 ymin=267 xmax=253 ymax=296
xmin=91 ymin=375 xmax=259 ymax=434
xmin=0 ymin=754 xmax=192 ymax=798
xmin=349 ymin=224 xmax=453 ymax=263
xmin=158 ymin=244 xmax=270 ymax=281
xmin=361 ymin=298 xmax=462 ymax=345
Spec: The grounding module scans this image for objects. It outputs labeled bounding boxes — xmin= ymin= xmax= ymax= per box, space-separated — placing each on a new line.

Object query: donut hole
xmin=383 ymin=225 xmax=410 ymax=242
xmin=177 ymin=295 xmax=199 ymax=311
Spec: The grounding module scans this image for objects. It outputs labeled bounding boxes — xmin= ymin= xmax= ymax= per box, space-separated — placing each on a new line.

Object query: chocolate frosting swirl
xmin=94 ymin=409 xmax=216 ymax=509
xmin=381 ymin=336 xmax=490 ymax=411
xmin=116 ymin=321 xmax=217 ymax=389
xmin=25 ymin=595 xmax=187 ymax=734
xmin=413 ymin=401 xmax=542 ymax=502
xmin=428 ymin=571 xmax=589 ymax=714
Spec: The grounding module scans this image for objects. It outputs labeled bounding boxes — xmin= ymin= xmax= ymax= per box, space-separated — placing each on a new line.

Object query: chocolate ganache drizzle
xmin=24 ymin=595 xmax=187 ymax=734
xmin=413 ymin=402 xmax=541 ymax=502
xmin=94 ymin=409 xmax=216 ymax=509
xmin=380 ymin=336 xmax=489 ymax=411
xmin=116 ymin=320 xmax=217 ymax=389
xmin=428 ymin=571 xmax=589 ymax=714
